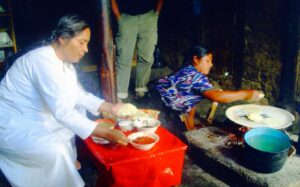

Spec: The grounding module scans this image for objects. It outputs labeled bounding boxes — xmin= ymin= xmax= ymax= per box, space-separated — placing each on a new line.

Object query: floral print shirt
xmin=156 ymin=65 xmax=213 ymax=112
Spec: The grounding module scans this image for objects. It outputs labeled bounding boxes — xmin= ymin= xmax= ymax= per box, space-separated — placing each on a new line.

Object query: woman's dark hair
xmin=44 ymin=14 xmax=90 ymax=45
xmin=184 ymin=45 xmax=212 ymax=66
xmin=190 ymin=45 xmax=212 ymax=58
xmin=1 ymin=14 xmax=89 ymax=81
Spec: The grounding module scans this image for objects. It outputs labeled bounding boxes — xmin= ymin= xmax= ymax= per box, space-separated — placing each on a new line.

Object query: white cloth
xmin=0 ymin=46 xmax=104 ymax=187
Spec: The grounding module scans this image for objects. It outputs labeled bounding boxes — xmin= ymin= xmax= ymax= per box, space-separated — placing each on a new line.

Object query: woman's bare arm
xmin=203 ymin=89 xmax=263 ymax=103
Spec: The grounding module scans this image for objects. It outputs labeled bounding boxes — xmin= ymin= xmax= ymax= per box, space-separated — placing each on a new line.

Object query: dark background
xmin=8 ymin=0 xmax=300 ymax=104
xmin=13 ymin=0 xmax=98 ymax=48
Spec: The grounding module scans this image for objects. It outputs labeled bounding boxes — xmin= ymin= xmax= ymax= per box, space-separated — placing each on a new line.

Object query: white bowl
xmin=133 ymin=117 xmax=160 ymax=133
xmin=118 ymin=120 xmax=134 ymax=132
xmin=128 ymin=132 xmax=159 ymax=151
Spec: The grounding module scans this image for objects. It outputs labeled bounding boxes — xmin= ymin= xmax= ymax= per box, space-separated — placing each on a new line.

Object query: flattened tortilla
xmin=263 ymin=118 xmax=284 ymax=128
xmin=247 ymin=112 xmax=263 ymax=122
xmin=243 ymin=106 xmax=261 ymax=114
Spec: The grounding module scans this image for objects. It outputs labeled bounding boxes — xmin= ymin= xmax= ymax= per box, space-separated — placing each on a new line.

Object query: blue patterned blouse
xmin=156 ymin=65 xmax=213 ymax=113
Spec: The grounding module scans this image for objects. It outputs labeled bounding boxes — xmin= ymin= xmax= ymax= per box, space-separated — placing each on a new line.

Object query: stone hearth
xmin=184 ymin=126 xmax=300 ymax=187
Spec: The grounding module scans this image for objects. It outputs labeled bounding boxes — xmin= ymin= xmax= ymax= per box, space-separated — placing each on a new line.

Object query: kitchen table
xmin=83 ymin=126 xmax=187 ymax=187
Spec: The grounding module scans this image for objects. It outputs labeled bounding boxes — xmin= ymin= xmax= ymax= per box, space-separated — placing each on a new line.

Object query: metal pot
xmin=243 ymin=127 xmax=291 ymax=173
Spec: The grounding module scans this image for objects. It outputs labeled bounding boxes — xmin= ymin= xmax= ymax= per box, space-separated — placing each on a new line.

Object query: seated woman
xmin=0 ymin=14 xmax=130 ymax=187
xmin=156 ymin=45 xmax=263 ymax=130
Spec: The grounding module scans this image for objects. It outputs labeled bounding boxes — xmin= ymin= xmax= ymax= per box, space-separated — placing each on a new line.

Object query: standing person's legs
xmin=135 ymin=11 xmax=158 ymax=97
xmin=116 ymin=15 xmax=139 ymax=99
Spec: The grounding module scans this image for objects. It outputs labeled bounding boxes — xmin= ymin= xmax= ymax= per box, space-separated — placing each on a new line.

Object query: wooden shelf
xmin=0 ymin=0 xmax=17 ymax=62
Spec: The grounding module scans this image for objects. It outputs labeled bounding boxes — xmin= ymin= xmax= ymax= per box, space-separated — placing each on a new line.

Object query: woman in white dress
xmin=0 ymin=14 xmax=128 ymax=187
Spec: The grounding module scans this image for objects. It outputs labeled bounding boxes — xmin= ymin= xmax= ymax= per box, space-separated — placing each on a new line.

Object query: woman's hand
xmin=104 ymin=129 xmax=129 ymax=146
xmin=98 ymin=102 xmax=138 ymax=119
xmin=92 ymin=125 xmax=129 ymax=146
xmin=109 ymin=103 xmax=125 ymax=117
xmin=245 ymin=90 xmax=265 ymax=101
xmin=109 ymin=103 xmax=138 ymax=119
xmin=98 ymin=102 xmax=123 ymax=116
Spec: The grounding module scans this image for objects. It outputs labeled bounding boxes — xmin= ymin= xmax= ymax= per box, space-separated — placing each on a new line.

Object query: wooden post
xmin=96 ymin=0 xmax=117 ymax=103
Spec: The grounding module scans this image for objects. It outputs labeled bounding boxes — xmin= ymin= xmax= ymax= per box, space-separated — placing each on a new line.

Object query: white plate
xmin=91 ymin=136 xmax=110 ymax=144
xmin=91 ymin=119 xmax=116 ymax=144
xmin=225 ymin=104 xmax=295 ymax=129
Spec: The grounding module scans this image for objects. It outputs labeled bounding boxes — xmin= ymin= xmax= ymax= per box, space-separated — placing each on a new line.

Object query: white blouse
xmin=0 ymin=45 xmax=104 ymax=140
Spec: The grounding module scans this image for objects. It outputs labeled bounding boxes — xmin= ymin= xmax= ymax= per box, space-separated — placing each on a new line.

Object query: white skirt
xmin=0 ymin=128 xmax=84 ymax=187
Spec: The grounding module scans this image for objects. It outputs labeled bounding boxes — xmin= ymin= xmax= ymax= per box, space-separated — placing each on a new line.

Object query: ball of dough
xmin=118 ymin=103 xmax=138 ymax=117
